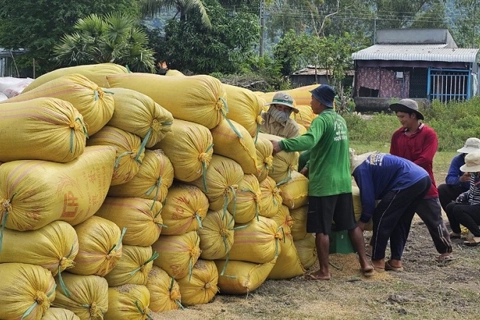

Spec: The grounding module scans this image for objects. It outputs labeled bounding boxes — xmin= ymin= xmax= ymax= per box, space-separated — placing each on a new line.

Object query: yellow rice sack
xmin=106 ymin=87 xmax=173 ymax=147
xmin=0 ymin=97 xmax=86 ymax=162
xmin=42 ymin=308 xmax=80 ymax=320
xmin=108 ymin=149 xmax=174 ymax=202
xmin=258 ymin=176 xmax=282 ymax=218
xmin=165 ymin=69 xmax=185 ymax=76
xmin=215 ymin=258 xmax=276 ymax=294
xmin=87 ymin=125 xmax=145 ymax=186
xmin=288 ymin=84 xmax=320 ymax=105
xmin=294 ymin=104 xmax=316 ymax=130
xmin=258 ymin=132 xmax=299 ymax=184
xmin=227 ymin=174 xmax=261 ymax=224
xmin=161 ymin=184 xmax=209 ymax=236
xmin=152 ymin=231 xmax=201 ymax=279
xmin=177 ymin=259 xmax=218 ymax=306
xmin=0 ymin=221 xmax=78 ymax=276
xmin=52 ymin=273 xmax=108 ymax=319
xmin=198 ymin=209 xmax=235 ymax=260
xmin=23 ymin=63 xmax=128 ymax=92
xmin=95 ymin=197 xmax=163 ymax=246
xmin=151 ymin=119 xmax=213 ymax=183
xmin=106 ymin=73 xmax=227 ymax=129
xmin=4 ymin=73 xmax=115 ymax=135
xmin=223 ymin=84 xmax=263 ymax=138
xmin=0 ymin=263 xmax=55 ymax=320
xmin=146 ymin=266 xmax=182 ymax=313
xmin=290 ymin=205 xmax=308 ymax=241
xmin=352 ymin=185 xmax=373 ymax=231
xmin=278 ymin=171 xmax=309 ymax=209
xmin=211 ymin=118 xmax=258 ymax=174
xmin=225 ymin=216 xmax=282 ymax=264
xmin=255 ymin=134 xmax=274 ymax=183
xmin=104 ymin=245 xmax=156 ymax=287
xmin=191 ymin=155 xmax=244 ymax=211
xmin=0 ymin=145 xmax=115 ymax=232
xmin=271 ymin=204 xmax=293 ymax=236
xmin=294 ymin=233 xmax=317 ymax=269
xmin=105 ymin=284 xmax=151 ymax=320
xmin=69 ymin=215 xmax=123 ymax=276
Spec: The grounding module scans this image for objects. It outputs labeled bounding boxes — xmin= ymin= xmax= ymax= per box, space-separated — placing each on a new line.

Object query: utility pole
xmin=259 ymin=0 xmax=265 ymax=57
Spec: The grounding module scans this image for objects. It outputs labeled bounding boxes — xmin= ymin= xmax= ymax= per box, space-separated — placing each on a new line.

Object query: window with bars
xmin=427 ymin=69 xmax=471 ymax=102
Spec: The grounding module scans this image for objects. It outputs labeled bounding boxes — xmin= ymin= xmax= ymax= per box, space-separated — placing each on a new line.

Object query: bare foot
xmin=304 ymin=271 xmax=331 ymax=281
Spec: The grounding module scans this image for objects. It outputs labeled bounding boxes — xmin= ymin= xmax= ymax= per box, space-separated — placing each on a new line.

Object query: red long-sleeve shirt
xmin=390 ymin=123 xmax=438 ymax=198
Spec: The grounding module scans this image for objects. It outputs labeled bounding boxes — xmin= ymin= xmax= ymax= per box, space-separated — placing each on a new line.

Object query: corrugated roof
xmin=352 ymin=45 xmax=479 ymax=63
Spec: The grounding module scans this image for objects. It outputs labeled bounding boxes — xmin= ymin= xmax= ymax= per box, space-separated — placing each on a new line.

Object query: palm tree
xmin=140 ymin=0 xmax=212 ymax=28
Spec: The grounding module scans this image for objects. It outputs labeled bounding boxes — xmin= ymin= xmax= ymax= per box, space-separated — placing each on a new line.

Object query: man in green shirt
xmin=271 ymin=85 xmax=373 ymax=280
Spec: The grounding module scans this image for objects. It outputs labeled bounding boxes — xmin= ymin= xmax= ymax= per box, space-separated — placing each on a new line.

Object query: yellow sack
xmin=106 ymin=87 xmax=173 ymax=147
xmin=165 ymin=69 xmax=185 ymax=76
xmin=152 ymin=231 xmax=201 ymax=279
xmin=227 ymin=174 xmax=261 ymax=224
xmin=211 ymin=118 xmax=258 ymax=174
xmin=87 ymin=125 xmax=145 ymax=186
xmin=198 ymin=209 xmax=235 ymax=260
xmin=278 ymin=171 xmax=309 ymax=209
xmin=0 ymin=97 xmax=86 ymax=163
xmin=0 ymin=221 xmax=78 ymax=276
xmin=106 ymin=73 xmax=227 ymax=129
xmin=69 ymin=216 xmax=123 ymax=276
xmin=191 ymin=155 xmax=244 ymax=211
xmin=290 ymin=205 xmax=308 ymax=241
xmin=161 ymin=184 xmax=209 ymax=236
xmin=96 ymin=197 xmax=163 ymax=246
xmin=0 ymin=263 xmax=55 ymax=320
xmin=146 ymin=266 xmax=182 ymax=313
xmin=255 ymin=134 xmax=274 ymax=183
xmin=151 ymin=119 xmax=213 ymax=183
xmin=104 ymin=245 xmax=156 ymax=287
xmin=108 ymin=149 xmax=174 ymax=203
xmin=215 ymin=258 xmax=276 ymax=294
xmin=177 ymin=259 xmax=218 ymax=306
xmin=52 ymin=273 xmax=108 ymax=320
xmin=23 ymin=63 xmax=128 ymax=92
xmin=298 ymin=123 xmax=307 ymax=135
xmin=225 ymin=216 xmax=282 ymax=264
xmin=0 ymin=145 xmax=115 ymax=232
xmin=268 ymin=205 xmax=305 ymax=279
xmin=42 ymin=308 xmax=80 ymax=320
xmin=352 ymin=185 xmax=373 ymax=231
xmin=105 ymin=285 xmax=151 ymax=320
xmin=4 ymin=73 xmax=115 ymax=135
xmin=258 ymin=133 xmax=299 ymax=184
xmin=288 ymin=84 xmax=320 ymax=106
xmin=294 ymin=233 xmax=317 ymax=269
xmin=223 ymin=84 xmax=263 ymax=138
xmin=258 ymin=176 xmax=282 ymax=218
xmin=294 ymin=104 xmax=316 ymax=130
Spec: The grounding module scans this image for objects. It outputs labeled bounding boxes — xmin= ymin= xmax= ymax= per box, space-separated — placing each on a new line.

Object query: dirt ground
xmin=153 ymin=170 xmax=480 ymax=320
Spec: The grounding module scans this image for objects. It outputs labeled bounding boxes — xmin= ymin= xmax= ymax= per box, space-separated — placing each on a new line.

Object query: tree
xmin=0 ymin=0 xmax=139 ymax=76
xmin=140 ymin=0 xmax=212 ymax=28
xmin=54 ymin=13 xmax=155 ymax=72
xmin=453 ymin=0 xmax=480 ymax=47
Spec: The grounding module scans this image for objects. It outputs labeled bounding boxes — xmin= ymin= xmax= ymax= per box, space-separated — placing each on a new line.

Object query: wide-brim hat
xmin=350 ymin=149 xmax=377 ymax=174
xmin=389 ymin=99 xmax=424 ymax=120
xmin=460 ymin=151 xmax=480 ymax=172
xmin=457 ymin=137 xmax=480 ymax=153
xmin=310 ymin=85 xmax=335 ymax=108
xmin=265 ymin=92 xmax=299 ymax=113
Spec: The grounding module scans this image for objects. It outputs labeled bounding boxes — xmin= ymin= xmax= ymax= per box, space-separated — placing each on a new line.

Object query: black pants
xmin=438 ymin=183 xmax=466 ymax=212
xmin=445 ymin=202 xmax=480 ymax=237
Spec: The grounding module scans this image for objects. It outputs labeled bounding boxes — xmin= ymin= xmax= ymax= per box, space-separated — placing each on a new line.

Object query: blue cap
xmin=310 ymin=85 xmax=335 ymax=108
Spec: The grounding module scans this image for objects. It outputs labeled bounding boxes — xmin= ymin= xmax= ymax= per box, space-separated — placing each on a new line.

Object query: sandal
xmin=385 ymin=260 xmax=404 ymax=272
xmin=303 ymin=272 xmax=331 ymax=281
xmin=436 ymin=253 xmax=454 ymax=263
xmin=362 ymin=267 xmax=374 ymax=277
xmin=449 ymin=232 xmax=461 ymax=239
xmin=464 ymin=237 xmax=480 ymax=247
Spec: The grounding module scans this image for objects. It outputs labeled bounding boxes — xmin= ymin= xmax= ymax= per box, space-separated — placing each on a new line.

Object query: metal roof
xmin=352 ymin=45 xmax=479 ymax=63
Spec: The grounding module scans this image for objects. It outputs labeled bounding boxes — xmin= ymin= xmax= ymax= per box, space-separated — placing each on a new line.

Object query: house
xmin=351 ymin=29 xmax=480 ymax=112
xmin=289 ymin=66 xmax=354 ymax=88
xmin=0 ymin=48 xmax=26 ymax=77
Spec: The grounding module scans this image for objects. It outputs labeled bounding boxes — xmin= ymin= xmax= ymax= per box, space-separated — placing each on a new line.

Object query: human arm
xmin=352 ymin=169 xmax=376 ymax=223
xmin=412 ymin=128 xmax=438 ymax=169
xmin=445 ymin=155 xmax=468 ymax=185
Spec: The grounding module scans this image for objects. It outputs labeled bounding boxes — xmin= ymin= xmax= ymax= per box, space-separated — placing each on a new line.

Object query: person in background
xmin=445 ymin=151 xmax=480 ymax=246
xmin=389 ymin=99 xmax=453 ymax=263
xmin=271 ymin=85 xmax=373 ymax=280
xmin=438 ymin=138 xmax=480 ymax=218
xmin=351 ymin=151 xmax=431 ymax=271
xmin=260 ymin=92 xmax=300 ymax=139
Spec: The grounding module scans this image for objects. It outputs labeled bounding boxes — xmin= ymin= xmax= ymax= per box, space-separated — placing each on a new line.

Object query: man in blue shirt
xmin=351 ymin=151 xmax=431 ymax=272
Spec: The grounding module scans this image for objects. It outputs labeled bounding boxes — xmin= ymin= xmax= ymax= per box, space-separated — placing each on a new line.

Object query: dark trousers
xmin=415 ymin=197 xmax=453 ymax=254
xmin=438 ymin=183 xmax=466 ymax=212
xmin=371 ymin=176 xmax=431 ymax=261
xmin=445 ymin=202 xmax=480 ymax=237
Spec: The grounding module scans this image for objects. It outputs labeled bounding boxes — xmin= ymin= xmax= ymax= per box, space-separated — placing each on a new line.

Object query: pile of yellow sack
xmin=0 ymin=63 xmax=325 ymax=319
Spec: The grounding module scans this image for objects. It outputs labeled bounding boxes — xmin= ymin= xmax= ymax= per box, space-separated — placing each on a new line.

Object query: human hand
xmin=270 ymin=140 xmax=282 ymax=154
xmin=299 ymin=166 xmax=309 ymax=177
xmin=459 ymin=172 xmax=470 ymax=183
xmin=357 ymin=221 xmax=366 ymax=232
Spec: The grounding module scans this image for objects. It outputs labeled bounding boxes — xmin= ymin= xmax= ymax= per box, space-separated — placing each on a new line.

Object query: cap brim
xmin=390 ymin=103 xmax=424 ymax=120
xmin=265 ymin=102 xmax=299 ymax=113
xmin=460 ymin=164 xmax=480 ymax=172
xmin=457 ymin=147 xmax=480 ymax=153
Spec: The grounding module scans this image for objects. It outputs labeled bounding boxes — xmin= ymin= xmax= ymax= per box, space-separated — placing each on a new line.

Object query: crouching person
xmin=351 ymin=151 xmax=431 ymax=272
